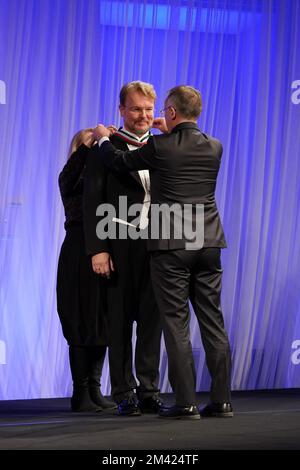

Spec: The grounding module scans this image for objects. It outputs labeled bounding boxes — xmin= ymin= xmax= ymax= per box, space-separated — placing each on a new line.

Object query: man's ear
xmin=119 ymin=104 xmax=125 ymax=118
xmin=170 ymin=107 xmax=177 ymax=121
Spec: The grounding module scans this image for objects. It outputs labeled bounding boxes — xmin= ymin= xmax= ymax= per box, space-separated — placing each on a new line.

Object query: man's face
xmin=120 ymin=91 xmax=155 ymax=136
xmin=163 ymin=99 xmax=176 ymax=133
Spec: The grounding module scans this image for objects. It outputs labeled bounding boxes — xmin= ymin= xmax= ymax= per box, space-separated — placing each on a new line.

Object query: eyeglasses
xmin=159 ymin=106 xmax=175 ymax=116
xmin=124 ymin=106 xmax=155 ymax=116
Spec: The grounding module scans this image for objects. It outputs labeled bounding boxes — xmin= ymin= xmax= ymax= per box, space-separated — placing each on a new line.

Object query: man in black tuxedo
xmin=92 ymin=85 xmax=233 ymax=419
xmin=83 ymin=81 xmax=163 ymax=416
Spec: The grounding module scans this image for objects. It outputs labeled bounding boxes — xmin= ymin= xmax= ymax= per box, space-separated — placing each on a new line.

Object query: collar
xmin=171 ymin=122 xmax=200 ymax=133
xmin=113 ymin=127 xmax=151 ymax=147
xmin=120 ymin=127 xmax=150 ymax=143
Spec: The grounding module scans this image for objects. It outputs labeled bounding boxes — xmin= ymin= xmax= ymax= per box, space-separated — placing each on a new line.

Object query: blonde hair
xmin=67 ymin=128 xmax=94 ymax=159
xmin=119 ymin=81 xmax=157 ymax=106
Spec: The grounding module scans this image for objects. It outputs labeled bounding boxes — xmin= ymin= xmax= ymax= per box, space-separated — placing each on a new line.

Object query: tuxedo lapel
xmin=110 ymin=134 xmax=142 ymax=186
xmin=129 ymin=170 xmax=142 ymax=185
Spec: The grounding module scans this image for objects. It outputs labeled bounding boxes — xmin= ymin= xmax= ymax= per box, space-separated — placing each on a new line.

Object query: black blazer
xmin=98 ymin=122 xmax=227 ymax=251
xmin=83 ymin=134 xmax=146 ymax=255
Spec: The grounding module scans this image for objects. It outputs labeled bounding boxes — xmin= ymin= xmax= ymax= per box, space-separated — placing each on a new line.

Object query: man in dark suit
xmin=83 ymin=81 xmax=163 ymax=416
xmin=92 ymin=85 xmax=233 ymax=419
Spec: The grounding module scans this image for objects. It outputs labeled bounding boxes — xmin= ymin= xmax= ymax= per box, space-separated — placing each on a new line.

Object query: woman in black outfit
xmin=57 ymin=128 xmax=115 ymax=412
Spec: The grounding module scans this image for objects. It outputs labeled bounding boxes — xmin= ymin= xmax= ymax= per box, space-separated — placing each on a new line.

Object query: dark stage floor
xmin=0 ymin=389 xmax=300 ymax=451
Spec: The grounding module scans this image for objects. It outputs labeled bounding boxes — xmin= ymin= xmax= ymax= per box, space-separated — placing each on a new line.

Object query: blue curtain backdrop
xmin=0 ymin=0 xmax=299 ymax=399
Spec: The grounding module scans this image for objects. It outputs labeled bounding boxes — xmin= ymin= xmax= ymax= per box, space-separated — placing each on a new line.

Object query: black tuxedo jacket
xmin=99 ymin=122 xmax=227 ymax=251
xmin=83 ymin=134 xmax=146 ymax=256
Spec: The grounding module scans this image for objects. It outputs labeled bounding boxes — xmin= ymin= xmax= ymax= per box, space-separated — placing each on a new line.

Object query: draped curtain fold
xmin=0 ymin=0 xmax=299 ymax=399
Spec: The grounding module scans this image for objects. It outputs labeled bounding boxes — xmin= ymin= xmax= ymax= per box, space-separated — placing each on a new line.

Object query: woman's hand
xmin=93 ymin=124 xmax=117 ymax=141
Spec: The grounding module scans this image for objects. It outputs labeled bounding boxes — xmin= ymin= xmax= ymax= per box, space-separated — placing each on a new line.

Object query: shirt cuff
xmin=98 ymin=136 xmax=110 ymax=147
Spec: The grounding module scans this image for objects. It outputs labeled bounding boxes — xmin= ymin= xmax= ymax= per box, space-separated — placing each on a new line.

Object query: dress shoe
xmin=159 ymin=405 xmax=200 ymax=420
xmin=89 ymin=387 xmax=117 ymax=409
xmin=117 ymin=396 xmax=142 ymax=416
xmin=200 ymin=402 xmax=233 ymax=418
xmin=139 ymin=394 xmax=164 ymax=413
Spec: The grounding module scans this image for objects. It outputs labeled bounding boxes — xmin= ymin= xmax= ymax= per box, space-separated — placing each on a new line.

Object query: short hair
xmin=119 ymin=81 xmax=157 ymax=105
xmin=166 ymin=85 xmax=202 ymax=119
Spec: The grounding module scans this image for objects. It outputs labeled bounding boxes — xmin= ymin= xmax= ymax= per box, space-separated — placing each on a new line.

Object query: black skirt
xmin=56 ymin=224 xmax=108 ymax=346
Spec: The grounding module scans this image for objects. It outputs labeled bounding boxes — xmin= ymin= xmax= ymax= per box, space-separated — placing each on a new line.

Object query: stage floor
xmin=0 ymin=389 xmax=300 ymax=450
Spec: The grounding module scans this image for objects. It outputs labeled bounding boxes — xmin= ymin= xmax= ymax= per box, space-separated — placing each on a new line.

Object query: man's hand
xmin=152 ymin=117 xmax=168 ymax=134
xmin=92 ymin=252 xmax=115 ymax=278
xmin=93 ymin=124 xmax=117 ymax=141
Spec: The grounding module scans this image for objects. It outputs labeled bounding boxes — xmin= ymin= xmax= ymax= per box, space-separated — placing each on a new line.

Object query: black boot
xmin=69 ymin=346 xmax=102 ymax=412
xmin=88 ymin=346 xmax=116 ymax=409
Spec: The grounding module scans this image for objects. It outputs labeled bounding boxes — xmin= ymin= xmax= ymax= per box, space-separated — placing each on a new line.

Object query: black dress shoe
xmin=117 ymin=396 xmax=142 ymax=416
xmin=139 ymin=394 xmax=164 ymax=413
xmin=159 ymin=405 xmax=200 ymax=420
xmin=200 ymin=402 xmax=233 ymax=418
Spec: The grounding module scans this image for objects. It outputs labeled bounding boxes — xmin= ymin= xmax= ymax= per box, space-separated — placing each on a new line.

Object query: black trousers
xmin=107 ymin=236 xmax=162 ymax=402
xmin=150 ymin=247 xmax=231 ymax=406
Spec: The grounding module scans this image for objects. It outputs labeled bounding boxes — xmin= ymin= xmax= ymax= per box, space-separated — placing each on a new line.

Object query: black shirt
xmin=58 ymin=144 xmax=88 ymax=228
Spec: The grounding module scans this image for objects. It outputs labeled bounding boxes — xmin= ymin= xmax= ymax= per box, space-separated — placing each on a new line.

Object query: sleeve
xmin=99 ymin=136 xmax=159 ymax=172
xmin=58 ymin=144 xmax=87 ymax=198
xmin=82 ymin=145 xmax=110 ymax=256
xmin=216 ymin=140 xmax=223 ymax=160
